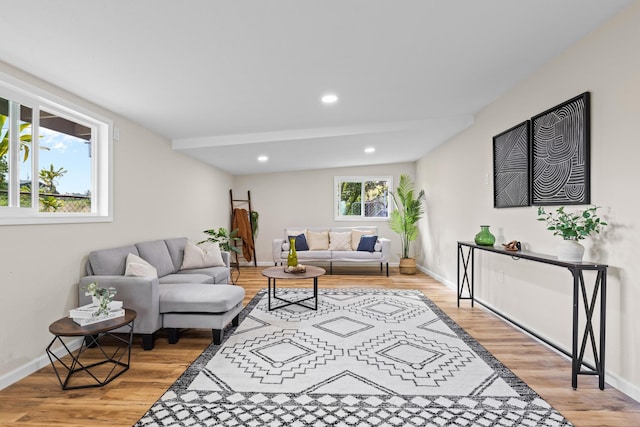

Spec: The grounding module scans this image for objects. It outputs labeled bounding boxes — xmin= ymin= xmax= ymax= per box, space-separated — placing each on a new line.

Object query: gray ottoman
xmin=159 ymin=283 xmax=245 ymax=345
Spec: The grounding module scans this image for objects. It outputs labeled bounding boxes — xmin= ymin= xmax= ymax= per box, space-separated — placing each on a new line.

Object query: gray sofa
xmin=79 ymin=237 xmax=244 ymax=350
xmin=272 ymin=226 xmax=391 ymax=275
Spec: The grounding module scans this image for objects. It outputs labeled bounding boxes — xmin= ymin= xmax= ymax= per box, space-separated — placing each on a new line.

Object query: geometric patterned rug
xmin=135 ymin=288 xmax=572 ymax=426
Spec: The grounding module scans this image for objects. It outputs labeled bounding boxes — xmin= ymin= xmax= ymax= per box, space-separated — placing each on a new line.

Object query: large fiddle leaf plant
xmin=389 ymin=174 xmax=425 ymax=259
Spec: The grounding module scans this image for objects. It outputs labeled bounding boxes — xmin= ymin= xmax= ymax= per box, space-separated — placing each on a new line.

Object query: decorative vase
xmin=557 ymin=238 xmax=585 ymax=262
xmin=399 ymin=258 xmax=417 ymax=275
xmin=287 ymin=237 xmax=298 ymax=267
xmin=474 ymin=225 xmax=496 ymax=246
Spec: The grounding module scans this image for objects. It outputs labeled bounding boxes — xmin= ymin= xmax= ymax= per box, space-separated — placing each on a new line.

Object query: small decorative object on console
xmin=502 ymin=240 xmax=521 ymax=251
xmin=285 ymin=264 xmax=306 ymax=274
xmin=474 ymin=225 xmax=496 ymax=246
xmin=536 ymin=206 xmax=607 ymax=240
xmin=537 ymin=205 xmax=607 ymax=262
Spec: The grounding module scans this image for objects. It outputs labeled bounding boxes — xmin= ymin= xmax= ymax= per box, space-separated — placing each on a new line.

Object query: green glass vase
xmin=474 ymin=225 xmax=496 ymax=246
xmin=287 ymin=237 xmax=298 ymax=267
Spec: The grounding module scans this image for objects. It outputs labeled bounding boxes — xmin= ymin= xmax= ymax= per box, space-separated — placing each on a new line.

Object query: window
xmin=334 ymin=176 xmax=393 ymax=221
xmin=0 ymin=72 xmax=112 ymax=224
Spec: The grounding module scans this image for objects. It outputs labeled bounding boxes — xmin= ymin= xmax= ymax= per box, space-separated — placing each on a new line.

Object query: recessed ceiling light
xmin=321 ymin=93 xmax=338 ymax=104
xmin=257 ymin=155 xmax=268 ymax=162
xmin=364 ymin=147 xmax=375 ymax=154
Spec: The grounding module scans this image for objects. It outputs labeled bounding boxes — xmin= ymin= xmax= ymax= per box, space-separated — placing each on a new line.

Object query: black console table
xmin=457 ymin=241 xmax=607 ymax=390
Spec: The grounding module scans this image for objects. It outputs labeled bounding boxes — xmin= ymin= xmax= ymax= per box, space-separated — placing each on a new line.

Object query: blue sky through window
xmin=19 ymin=127 xmax=91 ymax=195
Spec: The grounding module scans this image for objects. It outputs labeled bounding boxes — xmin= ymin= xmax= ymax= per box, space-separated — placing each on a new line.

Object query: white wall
xmin=416 ymin=1 xmax=640 ymax=400
xmin=233 ymin=162 xmax=416 ymax=265
xmin=0 ymin=62 xmax=233 ymax=385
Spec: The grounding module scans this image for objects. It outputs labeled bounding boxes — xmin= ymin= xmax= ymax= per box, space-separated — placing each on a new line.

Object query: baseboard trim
xmin=417 ymin=264 xmax=455 ymax=289
xmin=0 ymin=337 xmax=83 ymax=391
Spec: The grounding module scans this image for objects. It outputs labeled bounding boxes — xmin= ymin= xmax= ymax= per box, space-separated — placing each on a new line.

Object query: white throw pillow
xmin=125 ymin=253 xmax=158 ymax=278
xmin=307 ymin=230 xmax=329 ymax=250
xmin=351 ymin=229 xmax=376 ymax=250
xmin=286 ymin=228 xmax=307 ymax=241
xmin=328 ymin=231 xmax=352 ymax=251
xmin=181 ymin=241 xmax=225 ymax=269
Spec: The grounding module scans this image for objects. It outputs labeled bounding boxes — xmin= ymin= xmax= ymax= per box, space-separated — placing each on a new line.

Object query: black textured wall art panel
xmin=493 ymin=121 xmax=530 ymax=208
xmin=531 ymin=92 xmax=590 ymax=205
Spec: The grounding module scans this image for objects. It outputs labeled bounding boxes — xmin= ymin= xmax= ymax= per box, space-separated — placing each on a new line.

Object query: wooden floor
xmin=1 ymin=266 xmax=639 ymax=426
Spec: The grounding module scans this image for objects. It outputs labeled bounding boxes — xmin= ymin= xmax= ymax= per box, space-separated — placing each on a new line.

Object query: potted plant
xmin=83 ymin=281 xmax=117 ymax=316
xmin=537 ymin=205 xmax=607 ymax=262
xmin=200 ymin=227 xmax=242 ymax=254
xmin=390 ymin=174 xmax=426 ymax=274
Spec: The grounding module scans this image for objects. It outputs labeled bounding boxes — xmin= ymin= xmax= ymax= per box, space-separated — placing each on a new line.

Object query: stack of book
xmin=69 ymin=301 xmax=125 ymax=326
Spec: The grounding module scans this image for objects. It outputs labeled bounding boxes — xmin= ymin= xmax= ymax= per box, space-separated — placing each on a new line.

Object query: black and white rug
xmin=135 ymin=288 xmax=572 ymax=426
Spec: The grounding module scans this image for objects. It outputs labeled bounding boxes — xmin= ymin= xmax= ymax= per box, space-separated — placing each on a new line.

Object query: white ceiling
xmin=0 ymin=0 xmax=633 ymax=175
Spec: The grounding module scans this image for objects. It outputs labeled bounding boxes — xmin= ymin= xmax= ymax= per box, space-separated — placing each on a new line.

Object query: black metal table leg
xmin=600 ymin=270 xmax=607 ymax=390
xmin=268 ymin=277 xmax=272 ymax=310
xmin=314 ymin=277 xmax=318 ymax=310
xmin=457 ymin=244 xmax=474 ymax=307
xmin=571 ymin=268 xmax=580 ymax=389
xmin=457 ymin=244 xmax=460 ymax=307
xmin=569 ymin=268 xmax=607 ymax=390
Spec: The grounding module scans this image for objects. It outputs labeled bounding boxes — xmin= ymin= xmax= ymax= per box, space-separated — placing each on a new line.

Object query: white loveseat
xmin=272 ymin=226 xmax=390 ymax=275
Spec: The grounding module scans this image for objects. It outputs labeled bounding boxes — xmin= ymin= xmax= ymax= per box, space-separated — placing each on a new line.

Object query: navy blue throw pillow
xmin=357 ymin=235 xmax=378 ymax=252
xmin=288 ymin=234 xmax=309 ymax=251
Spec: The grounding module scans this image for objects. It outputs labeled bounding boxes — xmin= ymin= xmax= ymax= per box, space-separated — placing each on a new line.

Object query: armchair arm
xmin=221 ymin=251 xmax=230 ymax=268
xmin=272 ymin=239 xmax=285 ymax=264
xmin=377 ymin=237 xmax=391 ymax=262
xmin=78 ymin=275 xmax=161 ymax=335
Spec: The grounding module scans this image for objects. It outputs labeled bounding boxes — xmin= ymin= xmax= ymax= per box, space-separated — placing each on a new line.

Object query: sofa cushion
xmin=285 ymin=229 xmax=307 ymax=240
xmin=357 ymin=235 xmax=378 ymax=252
xmin=351 ymin=229 xmax=377 ymax=250
xmin=89 ymin=245 xmax=139 ymax=276
xmin=288 ymin=233 xmax=309 ymax=251
xmin=181 ymin=241 xmax=225 ymax=269
xmin=329 ymin=231 xmax=352 ymax=251
xmin=307 ymin=230 xmax=329 ymax=250
xmin=165 ymin=237 xmax=188 ymax=272
xmin=159 ymin=284 xmax=245 ymax=313
xmin=332 ymin=250 xmax=382 ymax=261
xmin=177 ymin=266 xmax=229 ymax=284
xmin=136 ymin=240 xmax=175 ymax=278
xmin=125 ymin=253 xmax=158 ymax=278
xmin=160 ymin=273 xmax=213 ymax=284
xmin=298 ymin=250 xmax=331 ymax=260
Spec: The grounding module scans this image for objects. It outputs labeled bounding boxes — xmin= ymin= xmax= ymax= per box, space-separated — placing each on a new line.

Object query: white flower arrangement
xmin=83 ymin=282 xmax=117 ymax=316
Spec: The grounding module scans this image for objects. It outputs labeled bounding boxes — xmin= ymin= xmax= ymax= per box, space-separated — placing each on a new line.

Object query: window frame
xmin=0 ymin=71 xmax=113 ymax=225
xmin=334 ymin=175 xmax=393 ymax=221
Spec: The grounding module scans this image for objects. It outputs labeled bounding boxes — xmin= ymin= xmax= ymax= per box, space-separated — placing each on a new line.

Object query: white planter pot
xmin=557 ymin=239 xmax=585 ymax=262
